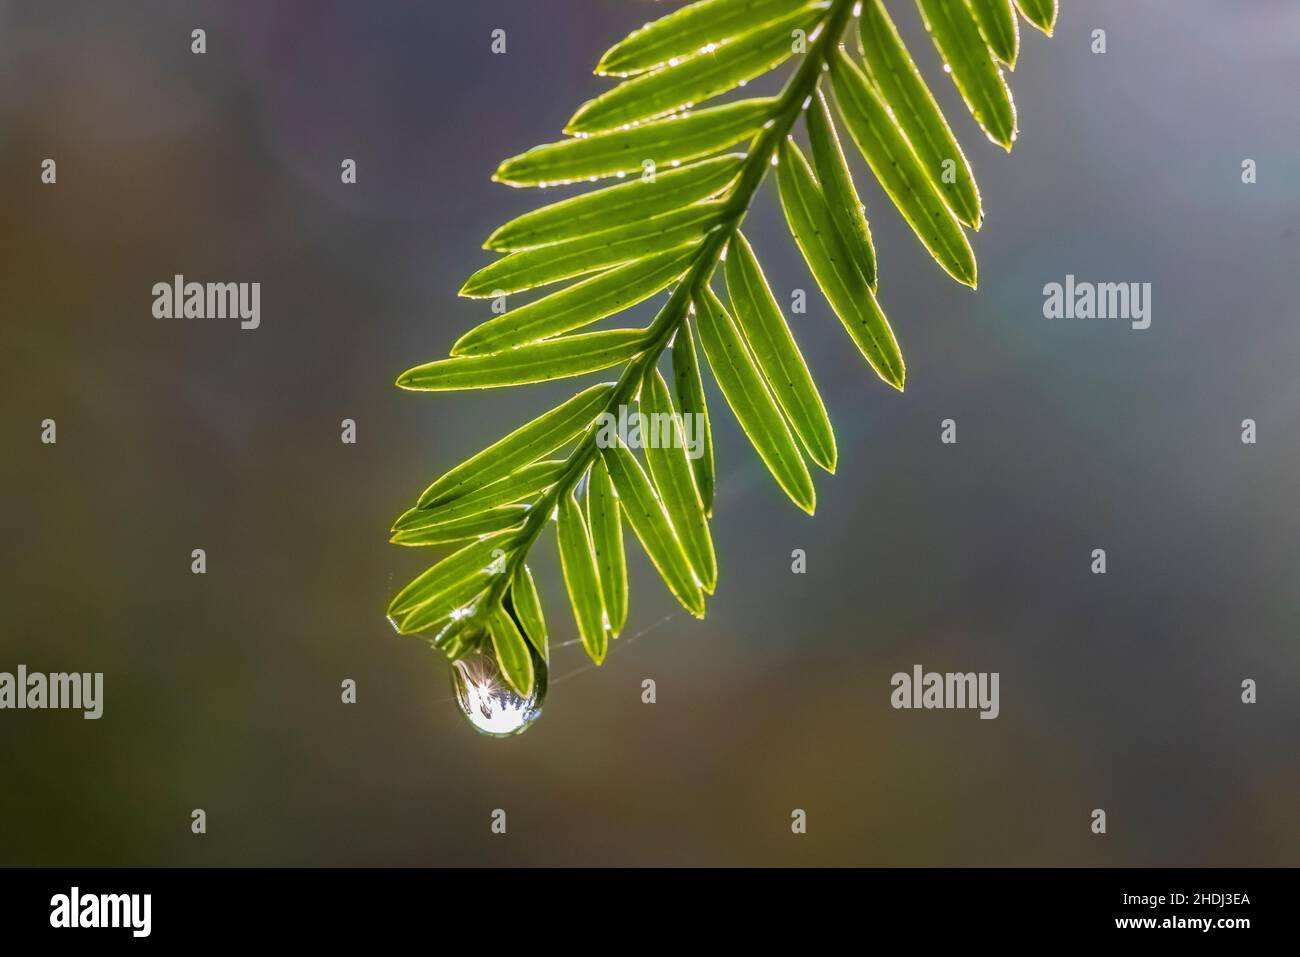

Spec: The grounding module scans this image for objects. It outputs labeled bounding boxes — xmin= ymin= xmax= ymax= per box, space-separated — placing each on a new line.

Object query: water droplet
xmin=451 ymin=648 xmax=547 ymax=737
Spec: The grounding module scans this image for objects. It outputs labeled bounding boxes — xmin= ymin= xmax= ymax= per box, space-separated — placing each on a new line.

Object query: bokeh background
xmin=2 ymin=0 xmax=1297 ymax=866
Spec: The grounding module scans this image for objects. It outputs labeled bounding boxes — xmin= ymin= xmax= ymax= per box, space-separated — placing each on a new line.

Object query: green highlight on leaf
xmin=724 ymin=231 xmax=835 ymax=473
xmin=494 ymin=98 xmax=776 ymax=187
xmin=390 ymin=505 xmax=528 ymax=546
xmin=693 ymin=285 xmax=815 ymax=514
xmin=596 ymin=0 xmax=805 ymax=76
xmin=388 ymin=532 xmax=511 ymax=621
xmin=640 ymin=367 xmax=717 ymax=593
xmin=485 ymin=155 xmax=743 ymax=252
xmin=461 ymin=204 xmax=719 ymax=297
xmin=453 ymin=250 xmax=695 ymax=357
xmin=915 ymin=0 xmax=1017 ymax=150
xmin=487 ymin=605 xmax=535 ymax=697
xmin=403 ymin=460 xmax=563 ymax=527
xmin=805 ymin=90 xmax=876 ymax=291
xmin=600 ymin=440 xmax=706 ymax=617
xmin=510 ymin=565 xmax=549 ymax=663
xmin=1014 ymin=0 xmax=1058 ymax=37
xmin=397 ymin=329 xmax=645 ymax=391
xmin=556 ymin=489 xmax=609 ymax=664
xmin=672 ymin=317 xmax=714 ymax=516
xmin=775 ymin=136 xmax=906 ymax=390
xmin=417 ymin=383 xmax=614 ymax=506
xmin=569 ymin=6 xmax=821 ymax=134
xmin=968 ymin=0 xmax=1020 ymax=68
xmin=857 ymin=0 xmax=982 ymax=229
xmin=586 ymin=455 xmax=628 ymax=638
xmin=829 ymin=50 xmax=976 ymax=287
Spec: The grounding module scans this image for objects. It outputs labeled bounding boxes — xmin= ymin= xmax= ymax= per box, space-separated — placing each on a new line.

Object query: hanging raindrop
xmin=450 ymin=647 xmax=547 ymax=737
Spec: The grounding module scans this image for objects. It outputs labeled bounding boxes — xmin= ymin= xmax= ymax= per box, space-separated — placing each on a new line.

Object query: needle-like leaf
xmin=857 ymin=0 xmax=982 ymax=229
xmin=804 ymin=90 xmax=876 ymax=291
xmin=1014 ymin=0 xmax=1058 ymax=36
xmin=486 ymin=605 xmax=535 ymax=696
xmin=775 ymin=136 xmax=906 ymax=389
xmin=672 ymin=317 xmax=714 ymax=515
xmin=585 ymin=455 xmax=628 ymax=637
xmin=570 ymin=6 xmax=821 ymax=134
xmin=968 ymin=0 xmax=1020 ymax=68
xmin=452 ymin=250 xmax=694 ymax=357
xmin=829 ymin=50 xmax=976 ymax=287
xmin=388 ymin=533 xmax=512 ymax=619
xmin=485 ymin=155 xmax=743 ymax=251
xmin=601 ymin=441 xmax=705 ymax=617
xmin=418 ymin=384 xmax=614 ymax=506
xmin=390 ymin=505 xmax=529 ymax=546
xmin=461 ymin=204 xmax=719 ymax=297
xmin=640 ymin=367 xmax=717 ymax=592
xmin=693 ymin=286 xmax=815 ymax=513
xmin=398 ymin=460 xmax=564 ymax=529
xmin=556 ymin=489 xmax=609 ymax=664
xmin=915 ymin=0 xmax=1017 ymax=149
xmin=510 ymin=565 xmax=549 ymax=662
xmin=724 ymin=231 xmax=835 ymax=472
xmin=397 ymin=329 xmax=645 ymax=391
xmin=494 ymin=98 xmax=776 ymax=186
xmin=596 ymin=0 xmax=807 ymax=76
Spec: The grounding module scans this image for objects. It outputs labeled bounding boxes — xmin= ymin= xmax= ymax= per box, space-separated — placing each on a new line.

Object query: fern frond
xmin=389 ymin=0 xmax=1059 ymax=711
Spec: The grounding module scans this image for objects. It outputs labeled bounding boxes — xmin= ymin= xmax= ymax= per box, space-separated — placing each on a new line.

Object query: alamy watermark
xmin=0 ymin=665 xmax=103 ymax=719
xmin=594 ymin=405 xmax=706 ymax=460
xmin=1042 ymin=274 xmax=1151 ymax=330
xmin=50 ymin=887 xmax=150 ymax=937
xmin=891 ymin=664 xmax=999 ymax=719
xmin=152 ymin=274 xmax=260 ymax=330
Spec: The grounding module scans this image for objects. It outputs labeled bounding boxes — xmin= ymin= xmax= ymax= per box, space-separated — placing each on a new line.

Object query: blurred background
xmin=1 ymin=0 xmax=1297 ymax=866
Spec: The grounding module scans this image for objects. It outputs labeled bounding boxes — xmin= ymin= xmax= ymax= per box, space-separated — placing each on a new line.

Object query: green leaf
xmin=585 ymin=455 xmax=628 ymax=637
xmin=485 ymin=155 xmax=743 ymax=251
xmin=829 ymin=51 xmax=976 ymax=287
xmin=400 ymin=460 xmax=564 ymax=530
xmin=391 ymin=505 xmax=529 ymax=546
xmin=639 ymin=367 xmax=717 ymax=592
xmin=556 ymin=489 xmax=609 ymax=664
xmin=724 ymin=231 xmax=835 ymax=472
xmin=486 ymin=605 xmax=535 ymax=697
xmin=672 ymin=317 xmax=715 ymax=515
xmin=774 ymin=137 xmax=907 ymax=390
xmin=493 ymin=98 xmax=775 ymax=186
xmin=600 ymin=440 xmax=706 ymax=617
xmin=397 ymin=329 xmax=645 ymax=392
xmin=511 ymin=564 xmax=548 ymax=662
xmin=569 ymin=6 xmax=820 ymax=134
xmin=461 ymin=204 xmax=719 ymax=297
xmin=596 ymin=0 xmax=804 ymax=76
xmin=915 ymin=0 xmax=1017 ymax=150
xmin=452 ymin=250 xmax=694 ymax=357
xmin=396 ymin=585 xmax=487 ymax=637
xmin=968 ymin=0 xmax=1020 ymax=67
xmin=1014 ymin=0 xmax=1057 ymax=36
xmin=387 ymin=532 xmax=511 ymax=620
xmin=427 ymin=615 xmax=474 ymax=657
xmin=692 ymin=285 xmax=815 ymax=513
xmin=805 ymin=91 xmax=876 ymax=291
xmin=418 ymin=384 xmax=614 ymax=506
xmin=857 ymin=0 xmax=982 ymax=229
